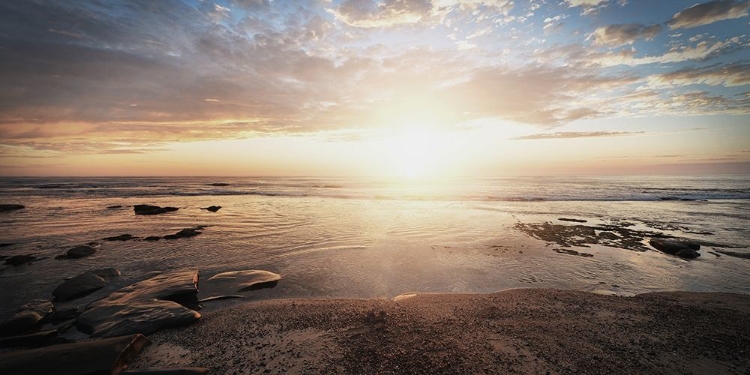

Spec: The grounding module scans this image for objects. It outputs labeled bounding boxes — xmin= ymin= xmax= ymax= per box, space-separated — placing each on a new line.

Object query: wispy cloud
xmin=667 ymin=0 xmax=750 ymax=29
xmin=512 ymin=131 xmax=645 ymax=140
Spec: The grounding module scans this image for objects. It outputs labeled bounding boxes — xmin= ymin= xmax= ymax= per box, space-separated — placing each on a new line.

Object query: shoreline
xmin=130 ymin=288 xmax=750 ymax=374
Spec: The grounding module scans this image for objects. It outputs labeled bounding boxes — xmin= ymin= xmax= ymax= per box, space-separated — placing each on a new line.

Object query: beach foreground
xmin=131 ymin=289 xmax=750 ymax=374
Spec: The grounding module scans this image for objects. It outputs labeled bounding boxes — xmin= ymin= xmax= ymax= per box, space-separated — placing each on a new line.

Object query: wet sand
xmin=131 ymin=289 xmax=750 ymax=374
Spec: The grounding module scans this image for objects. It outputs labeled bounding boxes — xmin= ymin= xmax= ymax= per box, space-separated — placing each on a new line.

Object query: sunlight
xmin=377 ymin=127 xmax=447 ymax=179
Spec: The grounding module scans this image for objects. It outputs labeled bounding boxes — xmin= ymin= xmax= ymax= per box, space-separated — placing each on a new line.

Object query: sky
xmin=0 ymin=0 xmax=749 ymax=177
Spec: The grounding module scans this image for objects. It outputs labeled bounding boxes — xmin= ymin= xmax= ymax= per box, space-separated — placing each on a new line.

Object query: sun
xmin=377 ymin=127 xmax=446 ymax=179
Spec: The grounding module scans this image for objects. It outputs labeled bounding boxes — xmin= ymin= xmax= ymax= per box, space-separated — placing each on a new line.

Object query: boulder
xmin=208 ymin=270 xmax=282 ymax=292
xmin=0 ymin=334 xmax=150 ymax=375
xmin=134 ymin=205 xmax=179 ymax=216
xmin=0 ymin=330 xmax=58 ymax=349
xmin=204 ymin=206 xmax=221 ymax=212
xmin=77 ymin=270 xmax=201 ymax=338
xmin=55 ymin=245 xmax=96 ymax=259
xmin=0 ymin=300 xmax=54 ymax=337
xmin=649 ymin=239 xmax=701 ymax=259
xmin=4 ymin=254 xmax=36 ymax=266
xmin=0 ymin=204 xmax=24 ymax=213
xmin=52 ymin=268 xmax=121 ymax=302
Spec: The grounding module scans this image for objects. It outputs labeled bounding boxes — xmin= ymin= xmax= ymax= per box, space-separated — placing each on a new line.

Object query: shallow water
xmin=0 ymin=176 xmax=749 ymax=318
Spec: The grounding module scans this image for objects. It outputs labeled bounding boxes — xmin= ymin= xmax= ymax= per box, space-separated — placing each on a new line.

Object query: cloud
xmin=668 ymin=0 xmax=750 ymax=29
xmin=588 ymin=23 xmax=662 ymax=47
xmin=647 ymin=62 xmax=750 ymax=88
xmin=591 ymin=36 xmax=745 ymax=66
xmin=512 ymin=131 xmax=644 ymax=140
xmin=330 ymin=0 xmax=432 ymax=28
xmin=564 ymin=0 xmax=609 ymax=14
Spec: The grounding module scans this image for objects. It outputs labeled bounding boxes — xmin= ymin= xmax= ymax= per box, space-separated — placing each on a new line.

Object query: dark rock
xmin=204 ymin=206 xmax=221 ymax=212
xmin=0 ymin=300 xmax=54 ymax=337
xmin=122 ymin=368 xmax=209 ymax=375
xmin=144 ymin=236 xmax=162 ymax=242
xmin=207 ymin=270 xmax=282 ymax=291
xmin=0 ymin=204 xmax=25 ymax=213
xmin=77 ymin=270 xmax=201 ymax=337
xmin=55 ymin=245 xmax=96 ymax=259
xmin=649 ymin=238 xmax=701 ymax=258
xmin=103 ymin=234 xmax=138 ymax=241
xmin=163 ymin=227 xmax=203 ymax=240
xmin=558 ymin=218 xmax=587 ymax=223
xmin=48 ymin=306 xmax=80 ymax=323
xmin=209 ymin=183 xmax=229 ymax=186
xmin=4 ymin=254 xmax=36 ymax=266
xmin=553 ymin=248 xmax=594 ymax=258
xmin=107 ymin=205 xmax=124 ymax=209
xmin=0 ymin=330 xmax=58 ymax=349
xmin=134 ymin=205 xmax=179 ymax=216
xmin=0 ymin=334 xmax=150 ymax=375
xmin=0 ymin=243 xmax=15 ymax=248
xmin=52 ymin=268 xmax=121 ymax=302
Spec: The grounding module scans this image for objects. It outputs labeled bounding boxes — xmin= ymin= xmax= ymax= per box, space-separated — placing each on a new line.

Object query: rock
xmin=553 ymin=248 xmax=594 ymax=258
xmin=204 ymin=206 xmax=221 ymax=212
xmin=558 ymin=218 xmax=587 ymax=223
xmin=103 ymin=234 xmax=138 ymax=241
xmin=77 ymin=270 xmax=201 ymax=337
xmin=52 ymin=268 xmax=121 ymax=302
xmin=48 ymin=306 xmax=80 ymax=323
xmin=0 ymin=334 xmax=149 ymax=375
xmin=107 ymin=205 xmax=124 ymax=209
xmin=0 ymin=243 xmax=14 ymax=248
xmin=715 ymin=250 xmax=750 ymax=260
xmin=209 ymin=182 xmax=229 ymax=186
xmin=4 ymin=254 xmax=36 ymax=266
xmin=134 ymin=205 xmax=179 ymax=216
xmin=208 ymin=270 xmax=282 ymax=291
xmin=144 ymin=236 xmax=162 ymax=242
xmin=649 ymin=238 xmax=701 ymax=258
xmin=198 ymin=295 xmax=244 ymax=303
xmin=122 ymin=368 xmax=209 ymax=375
xmin=0 ymin=204 xmax=25 ymax=213
xmin=163 ymin=227 xmax=203 ymax=240
xmin=55 ymin=245 xmax=96 ymax=259
xmin=0 ymin=330 xmax=58 ymax=349
xmin=0 ymin=300 xmax=54 ymax=337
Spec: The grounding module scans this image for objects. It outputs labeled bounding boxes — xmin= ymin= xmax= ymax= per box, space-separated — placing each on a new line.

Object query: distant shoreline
xmin=131 ymin=288 xmax=750 ymax=374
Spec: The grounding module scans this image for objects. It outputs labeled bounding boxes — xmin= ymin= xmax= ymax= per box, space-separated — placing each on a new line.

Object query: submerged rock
xmin=107 ymin=205 xmax=124 ymax=209
xmin=649 ymin=238 xmax=701 ymax=259
xmin=144 ymin=236 xmax=162 ymax=242
xmin=52 ymin=268 xmax=121 ymax=302
xmin=103 ymin=234 xmax=138 ymax=241
xmin=0 ymin=204 xmax=25 ymax=213
xmin=0 ymin=334 xmax=150 ymax=375
xmin=77 ymin=270 xmax=201 ymax=338
xmin=163 ymin=227 xmax=204 ymax=240
xmin=553 ymin=248 xmax=594 ymax=257
xmin=134 ymin=205 xmax=179 ymax=216
xmin=204 ymin=206 xmax=221 ymax=212
xmin=55 ymin=245 xmax=96 ymax=260
xmin=4 ymin=254 xmax=36 ymax=266
xmin=208 ymin=270 xmax=282 ymax=292
xmin=0 ymin=300 xmax=54 ymax=337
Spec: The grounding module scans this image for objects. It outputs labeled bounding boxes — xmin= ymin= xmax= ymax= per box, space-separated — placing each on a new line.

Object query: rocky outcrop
xmin=55 ymin=245 xmax=96 ymax=259
xmin=0 ymin=204 xmax=25 ymax=213
xmin=207 ymin=270 xmax=281 ymax=292
xmin=134 ymin=205 xmax=179 ymax=216
xmin=0 ymin=300 xmax=54 ymax=337
xmin=649 ymin=238 xmax=701 ymax=259
xmin=52 ymin=268 xmax=121 ymax=302
xmin=0 ymin=334 xmax=150 ymax=375
xmin=77 ymin=270 xmax=201 ymax=338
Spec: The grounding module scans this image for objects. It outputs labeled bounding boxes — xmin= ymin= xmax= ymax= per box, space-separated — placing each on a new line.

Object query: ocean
xmin=1 ymin=175 xmax=749 ymax=318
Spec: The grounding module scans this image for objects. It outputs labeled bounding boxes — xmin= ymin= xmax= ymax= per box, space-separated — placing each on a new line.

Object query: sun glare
xmin=377 ymin=127 xmax=447 ymax=179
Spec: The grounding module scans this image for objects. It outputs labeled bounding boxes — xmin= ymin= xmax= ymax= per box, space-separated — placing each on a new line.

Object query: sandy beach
xmin=130 ymin=289 xmax=750 ymax=374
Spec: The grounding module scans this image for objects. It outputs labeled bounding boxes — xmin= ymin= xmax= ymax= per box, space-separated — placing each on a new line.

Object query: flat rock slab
xmin=53 ymin=268 xmax=121 ymax=302
xmin=134 ymin=205 xmax=179 ymax=215
xmin=0 ymin=334 xmax=149 ymax=375
xmin=0 ymin=300 xmax=54 ymax=337
xmin=77 ymin=270 xmax=201 ymax=338
xmin=208 ymin=270 xmax=281 ymax=292
xmin=55 ymin=245 xmax=96 ymax=260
